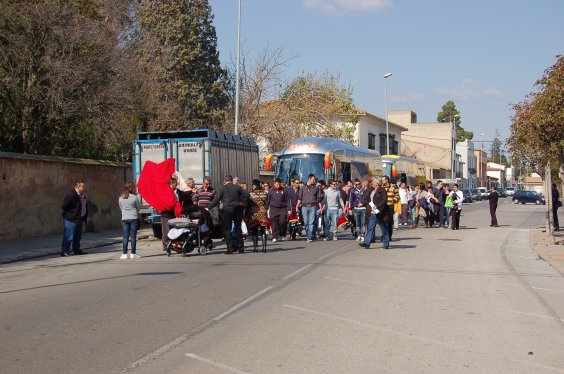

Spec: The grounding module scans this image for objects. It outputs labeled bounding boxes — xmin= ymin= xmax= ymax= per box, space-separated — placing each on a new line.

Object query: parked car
xmin=505 ymin=187 xmax=515 ymax=196
xmin=512 ymin=190 xmax=546 ymax=205
xmin=470 ymin=188 xmax=482 ymax=201
xmin=462 ymin=189 xmax=474 ymax=203
xmin=497 ymin=187 xmax=507 ymax=197
xmin=477 ymin=187 xmax=490 ymax=200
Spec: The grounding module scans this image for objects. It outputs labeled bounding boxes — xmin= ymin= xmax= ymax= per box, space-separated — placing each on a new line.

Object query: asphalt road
xmin=1 ymin=199 xmax=563 ymax=374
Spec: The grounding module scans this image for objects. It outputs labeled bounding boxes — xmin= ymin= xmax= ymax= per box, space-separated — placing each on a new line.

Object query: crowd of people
xmin=158 ymin=174 xmax=469 ymax=254
xmin=61 ymin=174 xmax=560 ymax=259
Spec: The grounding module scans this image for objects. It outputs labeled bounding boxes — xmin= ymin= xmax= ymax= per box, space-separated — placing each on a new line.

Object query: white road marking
xmin=282 ymin=304 xmax=454 ymax=348
xmin=504 ymin=254 xmax=539 ymax=260
xmin=317 ymin=250 xmax=337 ymax=262
xmin=532 ymin=286 xmax=564 ymax=294
xmin=213 ymin=286 xmax=274 ymax=321
xmin=283 ymin=250 xmax=337 ymax=280
xmin=283 ymin=264 xmax=312 ymax=280
xmin=498 ymin=308 xmax=557 ymax=321
xmin=185 ymin=353 xmax=249 ymax=374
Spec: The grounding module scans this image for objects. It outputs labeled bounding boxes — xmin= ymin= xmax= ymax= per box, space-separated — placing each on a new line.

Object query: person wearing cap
xmin=359 ymin=177 xmax=390 ymax=249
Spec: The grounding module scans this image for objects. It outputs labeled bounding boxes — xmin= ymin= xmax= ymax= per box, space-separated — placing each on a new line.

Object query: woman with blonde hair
xmin=119 ymin=182 xmax=141 ymax=259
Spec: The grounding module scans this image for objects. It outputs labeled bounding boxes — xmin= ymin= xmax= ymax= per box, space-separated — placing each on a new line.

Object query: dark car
xmin=462 ymin=189 xmax=474 ymax=203
xmin=512 ymin=190 xmax=546 ymax=205
xmin=469 ymin=188 xmax=482 ymax=201
xmin=497 ymin=188 xmax=506 ymax=197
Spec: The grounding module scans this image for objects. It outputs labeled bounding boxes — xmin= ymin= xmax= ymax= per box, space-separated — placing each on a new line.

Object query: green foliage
xmin=136 ymin=0 xmax=229 ymax=129
xmin=508 ymin=56 xmax=564 ymax=175
xmin=437 ymin=100 xmax=473 ymax=142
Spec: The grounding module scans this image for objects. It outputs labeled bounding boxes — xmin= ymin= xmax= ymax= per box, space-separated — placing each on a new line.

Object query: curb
xmin=0 ymin=235 xmax=153 ymax=265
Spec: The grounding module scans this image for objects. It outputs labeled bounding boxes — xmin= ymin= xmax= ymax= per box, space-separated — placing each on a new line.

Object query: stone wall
xmin=0 ymin=152 xmax=131 ymax=241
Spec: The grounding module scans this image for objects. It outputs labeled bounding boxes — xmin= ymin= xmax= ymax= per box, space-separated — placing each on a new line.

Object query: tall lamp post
xmin=384 ymin=73 xmax=392 ymax=155
xmin=451 ymin=114 xmax=460 ymax=179
xmin=234 ymin=0 xmax=241 ymax=135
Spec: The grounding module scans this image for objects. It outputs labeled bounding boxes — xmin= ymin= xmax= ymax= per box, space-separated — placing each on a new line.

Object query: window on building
xmin=368 ymin=133 xmax=376 ymax=150
xmin=379 ymin=133 xmax=387 ymax=155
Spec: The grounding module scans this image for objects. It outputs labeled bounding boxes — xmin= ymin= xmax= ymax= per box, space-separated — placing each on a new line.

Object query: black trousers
xmin=222 ymin=206 xmax=243 ymax=252
xmin=270 ymin=207 xmax=288 ymax=239
xmin=490 ymin=205 xmax=498 ymax=226
xmin=452 ymin=208 xmax=461 ymax=229
xmin=553 ymin=205 xmax=560 ymax=230
xmin=437 ymin=204 xmax=445 ymax=226
xmin=386 ymin=209 xmax=394 ymax=239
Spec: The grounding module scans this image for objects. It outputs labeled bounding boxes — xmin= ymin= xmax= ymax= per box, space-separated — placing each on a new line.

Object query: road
xmin=1 ymin=199 xmax=563 ymax=373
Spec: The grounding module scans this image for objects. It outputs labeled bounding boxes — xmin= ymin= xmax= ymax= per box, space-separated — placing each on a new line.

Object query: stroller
xmin=166 ymin=215 xmax=211 ymax=257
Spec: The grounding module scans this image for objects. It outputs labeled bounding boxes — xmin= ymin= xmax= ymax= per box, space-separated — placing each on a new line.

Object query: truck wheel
xmin=152 ymin=223 xmax=162 ymax=239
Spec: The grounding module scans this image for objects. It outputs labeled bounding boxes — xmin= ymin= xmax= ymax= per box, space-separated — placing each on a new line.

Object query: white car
xmin=477 ymin=187 xmax=490 ymax=199
xmin=505 ymin=187 xmax=515 ymax=196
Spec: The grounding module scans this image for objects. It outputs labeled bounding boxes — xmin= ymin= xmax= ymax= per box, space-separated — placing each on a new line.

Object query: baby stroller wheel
xmin=199 ymin=245 xmax=208 ymax=256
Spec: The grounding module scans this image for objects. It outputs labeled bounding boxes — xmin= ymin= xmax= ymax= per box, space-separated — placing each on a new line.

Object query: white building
xmin=354 ymin=109 xmax=407 ymax=155
xmin=456 ymin=139 xmax=478 ymax=189
xmin=487 ymin=162 xmax=506 ymax=188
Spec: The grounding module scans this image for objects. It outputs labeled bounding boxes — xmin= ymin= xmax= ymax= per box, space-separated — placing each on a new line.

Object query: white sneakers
xmin=130 ymin=254 xmax=141 ymax=259
xmin=272 ymin=238 xmax=277 ymax=243
xmin=120 ymin=253 xmax=141 ymax=259
xmin=120 ymin=253 xmax=128 ymax=260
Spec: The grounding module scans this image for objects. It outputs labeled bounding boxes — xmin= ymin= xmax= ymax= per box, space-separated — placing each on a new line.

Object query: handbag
xmin=445 ymin=196 xmax=454 ymax=209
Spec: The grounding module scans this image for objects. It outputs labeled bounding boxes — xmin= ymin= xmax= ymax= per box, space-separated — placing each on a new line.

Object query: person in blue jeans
xmin=119 ymin=182 xmax=141 ymax=259
xmin=322 ymin=180 xmax=345 ymax=240
xmin=61 ymin=181 xmax=88 ymax=257
xmin=359 ymin=177 xmax=390 ymax=249
xmin=297 ymin=174 xmax=322 ymax=243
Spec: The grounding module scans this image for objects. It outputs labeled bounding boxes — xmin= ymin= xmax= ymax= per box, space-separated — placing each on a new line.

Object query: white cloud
xmin=303 ymin=0 xmax=392 ymax=14
xmin=482 ymin=86 xmax=502 ymax=98
xmin=437 ymin=79 xmax=502 ymax=102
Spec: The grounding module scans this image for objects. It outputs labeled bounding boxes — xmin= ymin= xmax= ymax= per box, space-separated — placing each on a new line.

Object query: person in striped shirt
xmin=382 ymin=175 xmax=400 ymax=241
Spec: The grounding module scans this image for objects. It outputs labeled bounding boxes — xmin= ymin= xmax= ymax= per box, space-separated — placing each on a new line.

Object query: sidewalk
xmin=0 ymin=226 xmax=154 ymax=264
xmin=531 ymin=228 xmax=564 ymax=276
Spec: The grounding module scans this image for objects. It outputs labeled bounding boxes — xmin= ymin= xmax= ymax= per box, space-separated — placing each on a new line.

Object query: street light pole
xmin=234 ymin=0 xmax=241 ymax=135
xmin=451 ymin=114 xmax=460 ymax=180
xmin=384 ymin=73 xmax=392 ymax=155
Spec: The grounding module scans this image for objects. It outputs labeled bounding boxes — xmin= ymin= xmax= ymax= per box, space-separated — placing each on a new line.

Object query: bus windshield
xmin=276 ymin=154 xmax=327 ymax=184
xmin=382 ymin=162 xmax=392 ymax=178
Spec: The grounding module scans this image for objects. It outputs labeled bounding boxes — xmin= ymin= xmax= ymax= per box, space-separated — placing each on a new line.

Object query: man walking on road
xmin=552 ymin=183 xmax=560 ymax=231
xmin=382 ymin=176 xmax=399 ymax=240
xmin=297 ymin=174 xmax=322 ymax=243
xmin=359 ymin=177 xmax=389 ymax=249
xmin=61 ymin=181 xmax=88 ymax=256
xmin=489 ymin=185 xmax=499 ymax=227
xmin=209 ymin=175 xmax=249 ymax=254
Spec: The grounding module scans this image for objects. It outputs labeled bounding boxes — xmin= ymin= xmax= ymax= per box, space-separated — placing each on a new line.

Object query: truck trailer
xmin=133 ymin=129 xmax=259 ymax=237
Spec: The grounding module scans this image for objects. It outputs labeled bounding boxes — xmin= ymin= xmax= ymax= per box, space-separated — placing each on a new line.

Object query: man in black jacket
xmin=209 ymin=175 xmax=249 ymax=254
xmin=61 ymin=181 xmax=88 ymax=256
xmin=359 ymin=177 xmax=390 ymax=249
xmin=489 ymin=186 xmax=499 ymax=227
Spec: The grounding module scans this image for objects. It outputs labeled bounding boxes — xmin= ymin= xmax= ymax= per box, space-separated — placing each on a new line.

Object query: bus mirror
xmin=324 ymin=152 xmax=331 ymax=169
xmin=265 ymin=154 xmax=273 ymax=170
xmin=391 ymin=165 xmax=397 ymax=178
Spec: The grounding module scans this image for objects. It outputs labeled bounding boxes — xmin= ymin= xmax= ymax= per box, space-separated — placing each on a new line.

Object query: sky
xmin=208 ymin=0 xmax=563 ymax=151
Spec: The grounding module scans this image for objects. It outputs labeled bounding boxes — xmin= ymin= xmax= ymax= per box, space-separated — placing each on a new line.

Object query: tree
xmin=135 ymin=0 xmax=229 ymax=130
xmin=508 ymin=55 xmax=564 ymax=234
xmin=437 ymin=100 xmax=473 ymax=142
xmin=244 ymin=71 xmax=358 ymax=153
xmin=0 ymin=0 xmax=138 ymax=159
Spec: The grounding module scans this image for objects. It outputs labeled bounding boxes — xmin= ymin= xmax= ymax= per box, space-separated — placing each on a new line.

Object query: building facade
xmin=457 ymin=139 xmax=478 ymax=189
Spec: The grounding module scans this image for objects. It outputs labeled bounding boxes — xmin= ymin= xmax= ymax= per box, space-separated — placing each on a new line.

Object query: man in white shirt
xmin=451 ymin=184 xmax=463 ymax=230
